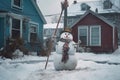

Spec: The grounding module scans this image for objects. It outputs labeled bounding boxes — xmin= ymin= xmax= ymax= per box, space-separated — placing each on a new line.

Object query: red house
xmin=71 ymin=10 xmax=118 ymax=52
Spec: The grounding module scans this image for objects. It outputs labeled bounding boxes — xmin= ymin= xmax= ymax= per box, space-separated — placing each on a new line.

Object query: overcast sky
xmin=37 ymin=0 xmax=98 ymax=16
xmin=37 ymin=0 xmax=99 ymax=23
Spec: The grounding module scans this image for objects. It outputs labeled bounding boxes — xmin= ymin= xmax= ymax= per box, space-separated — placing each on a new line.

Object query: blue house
xmin=0 ymin=0 xmax=46 ymax=52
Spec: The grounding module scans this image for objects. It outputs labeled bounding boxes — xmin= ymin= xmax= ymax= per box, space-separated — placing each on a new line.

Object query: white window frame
xmin=28 ymin=21 xmax=39 ymax=42
xmin=10 ymin=15 xmax=23 ymax=39
xmin=78 ymin=26 xmax=89 ymax=46
xmin=12 ymin=0 xmax=23 ymax=9
xmin=90 ymin=25 xmax=101 ymax=46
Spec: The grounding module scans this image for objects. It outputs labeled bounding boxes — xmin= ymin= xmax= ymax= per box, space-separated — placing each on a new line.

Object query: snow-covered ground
xmin=0 ymin=47 xmax=120 ymax=80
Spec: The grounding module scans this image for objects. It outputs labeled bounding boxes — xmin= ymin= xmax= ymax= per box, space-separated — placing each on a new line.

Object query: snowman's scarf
xmin=60 ymin=38 xmax=71 ymax=63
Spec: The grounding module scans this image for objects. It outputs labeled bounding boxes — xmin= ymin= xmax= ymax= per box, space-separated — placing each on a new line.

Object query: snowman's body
xmin=54 ymin=31 xmax=77 ymax=70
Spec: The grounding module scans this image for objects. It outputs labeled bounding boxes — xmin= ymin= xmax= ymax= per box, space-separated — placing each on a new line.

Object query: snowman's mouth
xmin=65 ymin=35 xmax=69 ymax=38
xmin=60 ymin=38 xmax=71 ymax=42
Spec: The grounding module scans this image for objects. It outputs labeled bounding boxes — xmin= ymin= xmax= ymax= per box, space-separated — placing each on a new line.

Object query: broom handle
xmin=44 ymin=9 xmax=64 ymax=70
xmin=53 ymin=9 xmax=64 ymax=36
xmin=45 ymin=53 xmax=50 ymax=69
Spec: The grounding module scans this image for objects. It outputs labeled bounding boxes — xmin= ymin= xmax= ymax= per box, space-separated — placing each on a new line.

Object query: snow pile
xmin=27 ymin=59 xmax=120 ymax=80
xmin=0 ymin=60 xmax=41 ymax=80
xmin=13 ymin=49 xmax=24 ymax=58
xmin=76 ymin=47 xmax=120 ymax=63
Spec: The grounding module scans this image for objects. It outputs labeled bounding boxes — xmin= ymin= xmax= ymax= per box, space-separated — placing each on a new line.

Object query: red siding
xmin=72 ymin=13 xmax=118 ymax=52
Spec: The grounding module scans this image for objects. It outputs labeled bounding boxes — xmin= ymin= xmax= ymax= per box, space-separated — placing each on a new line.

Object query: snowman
xmin=54 ymin=28 xmax=77 ymax=70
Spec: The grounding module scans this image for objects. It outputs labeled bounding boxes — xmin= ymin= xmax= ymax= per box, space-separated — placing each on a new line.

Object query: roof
xmin=44 ymin=23 xmax=63 ymax=29
xmin=68 ymin=0 xmax=120 ymax=16
xmin=31 ymin=0 xmax=47 ymax=24
xmin=71 ymin=10 xmax=115 ymax=28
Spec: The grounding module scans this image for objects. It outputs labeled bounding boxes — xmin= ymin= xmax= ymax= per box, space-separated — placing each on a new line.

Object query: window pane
xmin=91 ymin=27 xmax=100 ymax=46
xmin=30 ymin=33 xmax=37 ymax=42
xmin=29 ymin=23 xmax=38 ymax=42
xmin=80 ymin=29 xmax=87 ymax=36
xmin=79 ymin=28 xmax=87 ymax=45
xmin=12 ymin=30 xmax=20 ymax=39
xmin=12 ymin=18 xmax=20 ymax=29
xmin=80 ymin=36 xmax=87 ymax=45
xmin=30 ymin=26 xmax=37 ymax=33
xmin=13 ymin=0 xmax=21 ymax=7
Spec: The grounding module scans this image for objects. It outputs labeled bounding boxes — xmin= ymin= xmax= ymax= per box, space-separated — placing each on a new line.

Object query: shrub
xmin=38 ymin=37 xmax=53 ymax=56
xmin=1 ymin=38 xmax=28 ymax=59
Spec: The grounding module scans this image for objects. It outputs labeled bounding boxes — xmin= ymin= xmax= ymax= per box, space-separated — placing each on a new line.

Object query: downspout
xmin=64 ymin=3 xmax=67 ymax=29
xmin=62 ymin=0 xmax=68 ymax=30
xmin=113 ymin=26 xmax=115 ymax=51
xmin=4 ymin=16 xmax=6 ymax=48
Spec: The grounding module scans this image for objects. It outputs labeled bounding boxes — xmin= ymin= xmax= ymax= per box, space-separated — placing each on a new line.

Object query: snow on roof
xmin=68 ymin=0 xmax=120 ymax=16
xmin=44 ymin=23 xmax=63 ymax=29
xmin=70 ymin=10 xmax=115 ymax=28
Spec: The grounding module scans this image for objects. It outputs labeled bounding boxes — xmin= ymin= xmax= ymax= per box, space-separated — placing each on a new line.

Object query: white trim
xmin=78 ymin=26 xmax=88 ymax=46
xmin=28 ymin=21 xmax=39 ymax=42
xmin=11 ymin=0 xmax=23 ymax=10
xmin=90 ymin=25 xmax=101 ymax=46
xmin=9 ymin=16 xmax=23 ymax=39
xmin=9 ymin=13 xmax=24 ymax=39
xmin=9 ymin=17 xmax=12 ymax=38
xmin=0 ymin=13 xmax=7 ymax=17
xmin=20 ymin=19 xmax=23 ymax=38
xmin=8 ymin=13 xmax=24 ymax=19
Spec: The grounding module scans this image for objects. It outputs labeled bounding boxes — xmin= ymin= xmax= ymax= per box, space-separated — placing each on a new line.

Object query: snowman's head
xmin=60 ymin=32 xmax=73 ymax=40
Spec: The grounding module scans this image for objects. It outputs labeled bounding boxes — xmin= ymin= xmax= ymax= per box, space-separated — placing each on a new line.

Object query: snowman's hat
xmin=64 ymin=27 xmax=72 ymax=33
xmin=60 ymin=27 xmax=72 ymax=35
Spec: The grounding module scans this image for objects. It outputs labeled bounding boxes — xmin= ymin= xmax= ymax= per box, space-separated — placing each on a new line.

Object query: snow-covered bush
xmin=12 ymin=49 xmax=24 ymax=58
xmin=1 ymin=38 xmax=28 ymax=59
xmin=38 ymin=37 xmax=53 ymax=56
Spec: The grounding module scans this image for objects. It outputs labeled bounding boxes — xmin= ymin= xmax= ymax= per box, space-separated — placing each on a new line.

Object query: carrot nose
xmin=66 ymin=35 xmax=68 ymax=38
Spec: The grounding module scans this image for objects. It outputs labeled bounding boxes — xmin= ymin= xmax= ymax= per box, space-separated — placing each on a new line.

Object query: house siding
xmin=22 ymin=0 xmax=44 ymax=51
xmin=0 ymin=0 xmax=11 ymax=12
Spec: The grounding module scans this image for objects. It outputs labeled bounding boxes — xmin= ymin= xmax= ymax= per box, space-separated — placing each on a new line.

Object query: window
xmin=90 ymin=26 xmax=101 ymax=46
xmin=78 ymin=27 xmax=88 ymax=46
xmin=103 ymin=0 xmax=113 ymax=9
xmin=29 ymin=23 xmax=38 ymax=42
xmin=11 ymin=18 xmax=22 ymax=39
xmin=12 ymin=0 xmax=22 ymax=9
xmin=67 ymin=19 xmax=73 ymax=26
xmin=78 ymin=25 xmax=101 ymax=46
xmin=81 ymin=3 xmax=90 ymax=11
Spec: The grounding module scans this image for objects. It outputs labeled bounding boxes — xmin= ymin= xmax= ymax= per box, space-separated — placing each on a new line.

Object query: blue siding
xmin=0 ymin=0 xmax=11 ymax=12
xmin=22 ymin=0 xmax=44 ymax=43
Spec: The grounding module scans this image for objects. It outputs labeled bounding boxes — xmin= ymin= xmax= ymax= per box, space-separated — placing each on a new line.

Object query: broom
xmin=44 ymin=8 xmax=64 ymax=69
